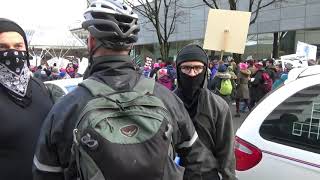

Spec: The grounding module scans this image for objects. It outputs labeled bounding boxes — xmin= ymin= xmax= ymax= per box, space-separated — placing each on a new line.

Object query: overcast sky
xmin=0 ymin=0 xmax=88 ymax=29
xmin=0 ymin=0 xmax=143 ymax=31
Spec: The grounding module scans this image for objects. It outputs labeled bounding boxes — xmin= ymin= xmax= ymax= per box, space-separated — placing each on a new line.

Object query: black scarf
xmin=0 ymin=50 xmax=31 ymax=108
xmin=177 ymin=71 xmax=205 ymax=118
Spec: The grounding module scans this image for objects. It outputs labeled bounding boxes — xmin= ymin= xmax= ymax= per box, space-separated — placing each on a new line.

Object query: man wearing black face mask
xmin=0 ymin=18 xmax=53 ymax=180
xmin=175 ymin=44 xmax=236 ymax=180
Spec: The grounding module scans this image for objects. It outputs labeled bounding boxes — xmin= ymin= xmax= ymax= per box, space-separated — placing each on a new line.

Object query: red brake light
xmin=235 ymin=136 xmax=262 ymax=171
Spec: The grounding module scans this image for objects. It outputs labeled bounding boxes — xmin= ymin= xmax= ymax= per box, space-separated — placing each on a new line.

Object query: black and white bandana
xmin=0 ymin=50 xmax=30 ymax=97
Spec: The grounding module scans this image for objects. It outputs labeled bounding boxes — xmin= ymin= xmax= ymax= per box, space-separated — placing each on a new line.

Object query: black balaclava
xmin=176 ymin=44 xmax=208 ymax=118
xmin=0 ymin=18 xmax=32 ymax=107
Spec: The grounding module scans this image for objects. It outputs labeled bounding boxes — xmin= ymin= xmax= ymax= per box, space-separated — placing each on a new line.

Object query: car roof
xmin=286 ymin=65 xmax=320 ymax=84
xmin=44 ymin=77 xmax=83 ymax=87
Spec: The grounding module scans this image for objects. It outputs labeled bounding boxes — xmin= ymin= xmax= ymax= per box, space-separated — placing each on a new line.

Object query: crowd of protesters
xmin=141 ymin=56 xmax=305 ymax=118
xmin=30 ymin=53 xmax=316 ymax=119
xmin=29 ymin=62 xmax=81 ymax=82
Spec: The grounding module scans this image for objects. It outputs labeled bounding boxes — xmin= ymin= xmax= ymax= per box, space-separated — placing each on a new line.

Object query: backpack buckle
xmin=81 ymin=133 xmax=99 ymax=150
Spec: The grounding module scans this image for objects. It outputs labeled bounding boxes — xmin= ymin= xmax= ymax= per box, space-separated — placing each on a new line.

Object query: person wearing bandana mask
xmin=175 ymin=44 xmax=237 ymax=180
xmin=0 ymin=18 xmax=53 ymax=180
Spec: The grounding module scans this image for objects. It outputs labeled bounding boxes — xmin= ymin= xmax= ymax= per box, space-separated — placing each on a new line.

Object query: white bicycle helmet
xmin=82 ymin=0 xmax=140 ymax=48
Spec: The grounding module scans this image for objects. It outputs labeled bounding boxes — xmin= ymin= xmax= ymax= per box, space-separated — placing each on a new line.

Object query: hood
xmin=215 ymin=72 xmax=231 ymax=79
xmin=240 ymin=69 xmax=251 ymax=76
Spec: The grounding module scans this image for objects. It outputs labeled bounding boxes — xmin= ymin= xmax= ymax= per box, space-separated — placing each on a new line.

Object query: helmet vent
xmin=102 ymin=4 xmax=114 ymax=10
xmin=115 ymin=14 xmax=133 ymax=23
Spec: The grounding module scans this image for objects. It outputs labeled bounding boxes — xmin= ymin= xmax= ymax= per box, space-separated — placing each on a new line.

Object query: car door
xmin=237 ymin=74 xmax=320 ymax=180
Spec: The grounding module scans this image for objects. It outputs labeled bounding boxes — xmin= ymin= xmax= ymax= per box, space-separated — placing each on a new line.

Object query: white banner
xmin=296 ymin=41 xmax=317 ymax=60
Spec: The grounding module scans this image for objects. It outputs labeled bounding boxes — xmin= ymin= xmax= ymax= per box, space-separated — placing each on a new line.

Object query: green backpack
xmin=219 ymin=79 xmax=233 ymax=96
xmin=72 ymin=78 xmax=176 ymax=180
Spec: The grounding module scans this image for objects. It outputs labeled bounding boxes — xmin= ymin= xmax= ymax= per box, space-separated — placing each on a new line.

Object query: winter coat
xmin=250 ymin=69 xmax=267 ymax=101
xmin=272 ymin=73 xmax=288 ymax=90
xmin=209 ymin=65 xmax=218 ymax=80
xmin=0 ymin=78 xmax=53 ymax=180
xmin=236 ymin=69 xmax=251 ymax=99
xmin=227 ymin=66 xmax=237 ymax=80
xmin=266 ymin=66 xmax=277 ymax=82
xmin=33 ymin=55 xmax=216 ymax=180
xmin=176 ymin=88 xmax=237 ymax=180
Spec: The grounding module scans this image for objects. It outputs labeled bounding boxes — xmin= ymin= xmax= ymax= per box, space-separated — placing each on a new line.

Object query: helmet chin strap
xmin=83 ymin=41 xmax=103 ymax=79
xmin=88 ymin=41 xmax=103 ymax=67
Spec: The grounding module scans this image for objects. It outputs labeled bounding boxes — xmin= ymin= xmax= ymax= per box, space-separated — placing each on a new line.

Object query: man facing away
xmin=33 ymin=0 xmax=216 ymax=180
xmin=0 ymin=18 xmax=53 ymax=180
xmin=175 ymin=44 xmax=237 ymax=180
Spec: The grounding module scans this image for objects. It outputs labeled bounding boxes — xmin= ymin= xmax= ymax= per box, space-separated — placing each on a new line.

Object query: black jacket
xmin=33 ymin=55 xmax=215 ymax=180
xmin=176 ymin=87 xmax=236 ymax=180
xmin=0 ymin=77 xmax=53 ymax=180
xmin=194 ymin=89 xmax=236 ymax=180
xmin=266 ymin=66 xmax=277 ymax=82
xmin=250 ymin=69 xmax=267 ymax=101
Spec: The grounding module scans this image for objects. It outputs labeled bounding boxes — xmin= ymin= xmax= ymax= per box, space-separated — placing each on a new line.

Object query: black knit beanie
xmin=0 ymin=18 xmax=29 ymax=65
xmin=176 ymin=44 xmax=208 ymax=67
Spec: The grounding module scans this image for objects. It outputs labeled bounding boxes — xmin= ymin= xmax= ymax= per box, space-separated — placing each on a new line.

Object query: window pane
xmin=260 ymin=84 xmax=320 ymax=154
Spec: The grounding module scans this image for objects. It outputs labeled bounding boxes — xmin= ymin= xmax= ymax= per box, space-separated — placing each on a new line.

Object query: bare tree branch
xmin=249 ymin=0 xmax=254 ymax=12
xmin=228 ymin=0 xmax=237 ymax=10
xmin=127 ymin=0 xmax=181 ymax=61
xmin=202 ymin=0 xmax=219 ymax=9
xmin=250 ymin=0 xmax=263 ymax=25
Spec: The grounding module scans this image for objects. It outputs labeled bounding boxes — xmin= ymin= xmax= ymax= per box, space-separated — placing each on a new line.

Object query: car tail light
xmin=235 ymin=136 xmax=262 ymax=171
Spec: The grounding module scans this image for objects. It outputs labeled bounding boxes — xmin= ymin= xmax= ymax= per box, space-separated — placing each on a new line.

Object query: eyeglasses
xmin=180 ymin=65 xmax=205 ymax=74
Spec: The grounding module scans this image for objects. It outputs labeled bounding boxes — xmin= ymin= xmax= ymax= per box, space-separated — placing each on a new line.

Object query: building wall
xmin=249 ymin=0 xmax=320 ymax=34
xmin=136 ymin=0 xmax=320 ymax=45
xmin=70 ymin=0 xmax=320 ymax=60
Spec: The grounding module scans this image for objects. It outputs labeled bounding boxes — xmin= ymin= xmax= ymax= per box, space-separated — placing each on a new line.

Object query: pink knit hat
xmin=158 ymin=68 xmax=168 ymax=78
xmin=153 ymin=63 xmax=160 ymax=68
xmin=239 ymin=63 xmax=248 ymax=71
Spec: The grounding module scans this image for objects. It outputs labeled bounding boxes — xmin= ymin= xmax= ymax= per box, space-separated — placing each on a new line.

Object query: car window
xmin=45 ymin=84 xmax=66 ymax=103
xmin=260 ymin=84 xmax=320 ymax=154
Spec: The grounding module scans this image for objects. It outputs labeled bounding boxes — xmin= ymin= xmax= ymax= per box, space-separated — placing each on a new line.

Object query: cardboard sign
xmin=203 ymin=9 xmax=251 ymax=54
xmin=296 ymin=41 xmax=317 ymax=60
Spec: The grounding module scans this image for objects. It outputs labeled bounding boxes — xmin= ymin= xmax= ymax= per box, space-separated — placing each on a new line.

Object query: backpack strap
xmin=80 ymin=77 xmax=155 ymax=97
xmin=133 ymin=78 xmax=155 ymax=94
xmin=79 ymin=78 xmax=114 ymax=97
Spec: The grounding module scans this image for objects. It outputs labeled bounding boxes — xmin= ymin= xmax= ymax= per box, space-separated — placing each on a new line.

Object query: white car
xmin=235 ymin=65 xmax=320 ymax=180
xmin=44 ymin=78 xmax=83 ymax=102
